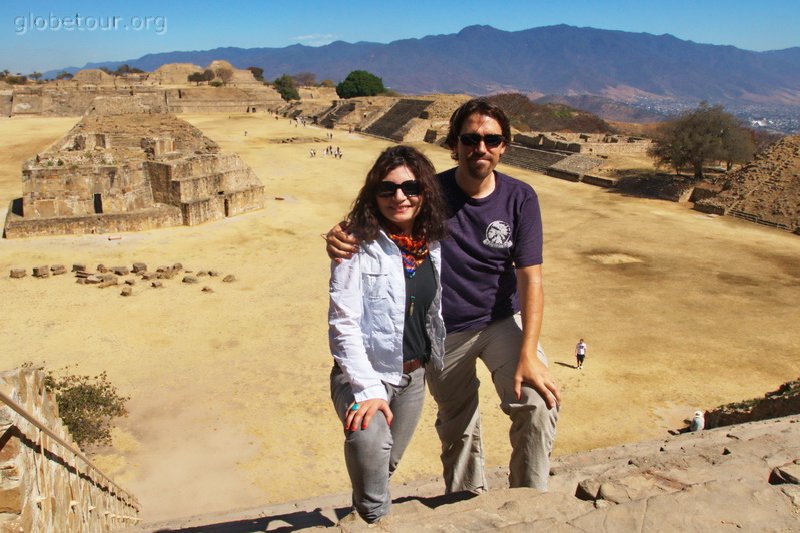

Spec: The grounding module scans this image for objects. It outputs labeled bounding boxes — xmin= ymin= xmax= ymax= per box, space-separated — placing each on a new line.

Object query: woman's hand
xmin=345 ymin=398 xmax=393 ymax=431
xmin=326 ymin=222 xmax=360 ymax=262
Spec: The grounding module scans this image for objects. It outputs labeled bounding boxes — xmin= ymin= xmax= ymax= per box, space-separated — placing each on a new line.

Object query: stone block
xmin=197 ymin=271 xmax=208 ymax=277
xmin=124 ymin=279 xmax=135 ymax=286
xmin=141 ymin=272 xmax=157 ymax=280
xmin=223 ymin=274 xmax=236 ymax=282
xmin=9 ymin=269 xmax=25 ymax=279
xmin=98 ymin=277 xmax=118 ymax=288
xmin=151 ymin=281 xmax=163 ymax=288
xmin=208 ymin=270 xmax=220 ymax=277
xmin=132 ymin=262 xmax=147 ymax=273
xmin=120 ymin=287 xmax=132 ymax=297
xmin=72 ymin=263 xmax=86 ymax=272
xmin=770 ymin=463 xmax=800 ymax=484
xmin=0 ymin=437 xmax=20 ymax=463
xmin=85 ymin=275 xmax=102 ymax=284
xmin=576 ymin=478 xmax=601 ymax=501
xmin=201 ymin=286 xmax=214 ymax=293
xmin=112 ymin=266 xmax=130 ymax=276
xmin=96 ymin=264 xmax=108 ymax=273
xmin=50 ymin=264 xmax=66 ymax=275
xmin=182 ymin=275 xmax=198 ymax=284
xmin=0 ymin=486 xmax=22 ymax=513
xmin=32 ymin=265 xmax=49 ymax=278
xmin=172 ymin=262 xmax=183 ymax=271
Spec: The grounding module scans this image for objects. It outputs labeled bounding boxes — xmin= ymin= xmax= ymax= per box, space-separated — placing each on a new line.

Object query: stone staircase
xmin=318 ymin=101 xmax=357 ymax=128
xmin=121 ymin=414 xmax=800 ymax=532
xmin=501 ymin=144 xmax=569 ymax=174
xmin=364 ymin=99 xmax=433 ymax=141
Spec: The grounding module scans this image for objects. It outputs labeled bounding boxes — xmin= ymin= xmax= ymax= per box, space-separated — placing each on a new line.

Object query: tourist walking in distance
xmin=575 ymin=338 xmax=587 ymax=369
xmin=327 ymin=98 xmax=560 ymax=494
xmin=328 ymin=146 xmax=448 ymax=524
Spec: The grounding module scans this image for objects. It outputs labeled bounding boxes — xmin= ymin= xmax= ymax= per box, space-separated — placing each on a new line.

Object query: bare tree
xmin=215 ymin=66 xmax=234 ymax=85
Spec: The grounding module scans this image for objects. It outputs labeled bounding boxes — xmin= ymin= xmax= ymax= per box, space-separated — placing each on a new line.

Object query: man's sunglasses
xmin=459 ymin=133 xmax=505 ymax=148
xmin=376 ymin=180 xmax=422 ymax=198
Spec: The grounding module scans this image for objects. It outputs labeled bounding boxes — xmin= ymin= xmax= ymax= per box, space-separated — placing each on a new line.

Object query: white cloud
xmin=293 ymin=33 xmax=337 ymax=46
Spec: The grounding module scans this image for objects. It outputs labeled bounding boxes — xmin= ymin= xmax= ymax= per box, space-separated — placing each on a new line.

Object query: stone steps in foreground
xmin=121 ymin=414 xmax=800 ymax=532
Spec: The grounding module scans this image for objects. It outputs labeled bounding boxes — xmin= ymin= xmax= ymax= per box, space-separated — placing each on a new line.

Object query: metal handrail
xmin=0 ymin=389 xmax=140 ymax=510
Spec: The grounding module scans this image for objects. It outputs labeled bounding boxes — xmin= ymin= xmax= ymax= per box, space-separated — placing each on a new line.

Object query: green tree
xmin=29 ymin=71 xmax=42 ymax=82
xmin=273 ymin=74 xmax=300 ymax=101
xmin=247 ymin=66 xmax=264 ymax=81
xmin=113 ymin=64 xmax=144 ymax=76
xmin=319 ymin=79 xmax=335 ymax=88
xmin=188 ymin=71 xmax=207 ymax=85
xmin=336 ymin=70 xmax=385 ymax=98
xmin=55 ymin=71 xmax=73 ymax=80
xmin=649 ymin=102 xmax=755 ymax=179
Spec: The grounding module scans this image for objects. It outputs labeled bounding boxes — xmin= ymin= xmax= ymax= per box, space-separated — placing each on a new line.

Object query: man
xmin=327 ymin=98 xmax=560 ymax=493
xmin=575 ymin=338 xmax=587 ymax=369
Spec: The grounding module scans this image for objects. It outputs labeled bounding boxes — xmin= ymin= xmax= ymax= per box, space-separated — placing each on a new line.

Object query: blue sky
xmin=2 ymin=0 xmax=799 ymax=75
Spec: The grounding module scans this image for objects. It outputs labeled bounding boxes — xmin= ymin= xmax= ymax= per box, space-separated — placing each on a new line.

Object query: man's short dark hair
xmin=445 ymin=98 xmax=512 ymax=160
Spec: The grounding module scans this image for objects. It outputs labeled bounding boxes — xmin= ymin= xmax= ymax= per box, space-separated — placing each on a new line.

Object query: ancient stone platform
xmin=121 ymin=414 xmax=800 ymax=532
xmin=3 ymin=95 xmax=265 ymax=238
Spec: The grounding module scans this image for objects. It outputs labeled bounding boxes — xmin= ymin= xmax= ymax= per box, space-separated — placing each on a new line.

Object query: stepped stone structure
xmin=363 ymin=99 xmax=434 ymax=142
xmin=3 ymin=95 xmax=265 ymax=238
xmin=0 ymin=368 xmax=139 ymax=532
xmin=695 ymin=135 xmax=800 ymax=233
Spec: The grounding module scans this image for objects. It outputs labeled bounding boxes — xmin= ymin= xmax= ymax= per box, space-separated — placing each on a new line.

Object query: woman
xmin=328 ymin=145 xmax=448 ymax=524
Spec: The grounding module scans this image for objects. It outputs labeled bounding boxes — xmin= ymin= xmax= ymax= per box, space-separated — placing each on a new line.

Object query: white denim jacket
xmin=328 ymin=230 xmax=445 ymax=402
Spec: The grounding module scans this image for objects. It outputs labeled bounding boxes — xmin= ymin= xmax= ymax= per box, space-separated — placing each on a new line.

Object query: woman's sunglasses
xmin=459 ymin=133 xmax=505 ymax=148
xmin=377 ymin=180 xmax=422 ymax=198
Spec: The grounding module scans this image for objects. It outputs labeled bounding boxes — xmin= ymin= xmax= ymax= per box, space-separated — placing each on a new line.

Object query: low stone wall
xmin=3 ymin=204 xmax=183 ymax=238
xmin=0 ymin=369 xmax=139 ymax=532
xmin=225 ymin=186 xmax=266 ymax=217
xmin=181 ymin=197 xmax=225 ymax=226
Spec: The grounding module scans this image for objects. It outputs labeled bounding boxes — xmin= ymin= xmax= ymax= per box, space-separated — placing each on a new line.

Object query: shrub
xmin=39 ymin=365 xmax=129 ymax=448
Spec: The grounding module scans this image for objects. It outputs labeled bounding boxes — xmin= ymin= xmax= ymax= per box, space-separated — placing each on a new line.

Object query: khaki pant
xmin=426 ymin=314 xmax=559 ymax=493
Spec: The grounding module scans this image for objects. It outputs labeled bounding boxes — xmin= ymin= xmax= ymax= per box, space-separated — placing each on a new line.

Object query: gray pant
xmin=426 ymin=314 xmax=559 ymax=493
xmin=330 ymin=364 xmax=426 ymax=523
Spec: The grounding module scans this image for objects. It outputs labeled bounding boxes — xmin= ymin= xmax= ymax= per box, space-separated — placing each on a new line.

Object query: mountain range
xmin=51 ymin=24 xmax=800 ymax=109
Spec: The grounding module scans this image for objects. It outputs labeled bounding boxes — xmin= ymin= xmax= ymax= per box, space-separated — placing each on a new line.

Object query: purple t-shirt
xmin=439 ymin=168 xmax=543 ymax=333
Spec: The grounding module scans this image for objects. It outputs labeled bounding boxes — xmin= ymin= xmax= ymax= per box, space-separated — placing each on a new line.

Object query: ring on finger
xmin=350 ymin=403 xmax=360 ymax=411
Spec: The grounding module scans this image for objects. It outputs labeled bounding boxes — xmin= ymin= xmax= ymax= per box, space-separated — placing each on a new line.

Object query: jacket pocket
xmin=362 ymin=272 xmax=389 ymax=300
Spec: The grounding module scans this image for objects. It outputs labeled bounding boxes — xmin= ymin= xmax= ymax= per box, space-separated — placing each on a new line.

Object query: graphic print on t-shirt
xmin=483 ymin=220 xmax=513 ymax=249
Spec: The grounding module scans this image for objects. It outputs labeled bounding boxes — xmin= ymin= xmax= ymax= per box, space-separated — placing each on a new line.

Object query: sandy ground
xmin=0 ymin=113 xmax=798 ymax=521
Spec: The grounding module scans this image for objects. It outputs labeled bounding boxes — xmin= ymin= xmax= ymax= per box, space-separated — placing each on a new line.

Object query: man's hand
xmin=514 ymin=353 xmax=560 ymax=410
xmin=325 ymin=222 xmax=359 ymax=262
xmin=345 ymin=398 xmax=393 ymax=431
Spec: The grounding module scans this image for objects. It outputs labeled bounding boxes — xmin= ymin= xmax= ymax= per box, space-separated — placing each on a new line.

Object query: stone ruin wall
xmin=515 ymin=132 xmax=651 ymax=155
xmin=3 ymin=207 xmax=183 ymax=239
xmin=0 ymin=369 xmax=139 ymax=532
xmin=3 ymin=74 xmax=282 ymax=118
xmin=20 ymin=163 xmax=153 ymax=219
